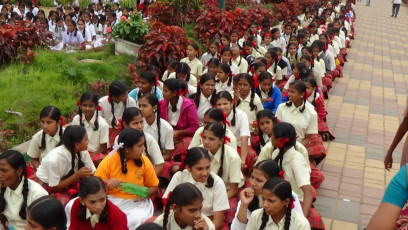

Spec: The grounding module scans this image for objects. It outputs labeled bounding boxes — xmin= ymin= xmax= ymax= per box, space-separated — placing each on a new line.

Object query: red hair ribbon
xmin=266 ymin=63 xmax=271 ymax=69
xmin=179 ymin=154 xmax=187 ymax=170
xmin=107 ymin=91 xmax=111 ymax=103
xmin=305 ymin=91 xmax=311 ymax=100
xmin=76 ymin=100 xmax=81 ymax=106
xmin=253 ymin=75 xmax=259 ymax=89
xmin=251 ymin=41 xmax=257 ymax=48
xmin=264 ymin=33 xmax=272 ymax=38
xmin=224 ymin=136 xmax=231 ymax=144
xmin=252 ymin=120 xmax=258 ymax=127
xmin=60 ymin=117 xmax=66 ymax=126
xmin=117 ymin=118 xmax=122 ymax=130
xmin=221 ymin=111 xmax=231 ymax=127
xmin=295 ymin=74 xmax=300 ymax=80
xmin=277 ymin=137 xmax=289 ymax=148
xmin=200 ymin=133 xmax=203 ymax=138
xmin=249 ymin=66 xmax=254 ymax=73
xmin=177 ymin=89 xmax=186 ymax=96
xmin=252 ymin=30 xmax=256 ymax=35
xmin=276 ymin=117 xmax=281 ymax=123
xmin=97 ymin=105 xmax=103 ymax=111
xmin=155 ymin=77 xmax=160 ymax=86
xmin=206 ymin=61 xmax=209 ymax=67
xmin=278 ymin=170 xmax=285 ymax=179
xmin=291 ymin=197 xmax=296 ymax=209
xmin=162 ymin=191 xmax=172 ymax=208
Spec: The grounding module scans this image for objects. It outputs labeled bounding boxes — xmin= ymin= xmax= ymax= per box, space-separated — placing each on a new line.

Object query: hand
xmin=384 ymin=152 xmax=393 ymax=171
xmin=106 ymin=179 xmax=121 ymax=188
xmin=194 ymin=218 xmax=209 ymax=230
xmin=75 ymin=167 xmax=93 ymax=179
xmin=174 ymin=130 xmax=181 ymax=138
xmin=240 ymin=187 xmax=255 ymax=206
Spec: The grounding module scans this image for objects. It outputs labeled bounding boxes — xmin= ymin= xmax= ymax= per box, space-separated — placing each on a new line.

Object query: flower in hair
xmin=60 ymin=116 xmax=66 ymax=126
xmin=278 ymin=170 xmax=285 ymax=179
xmin=252 ymin=120 xmax=258 ymax=127
xmin=221 ymin=111 xmax=231 ymax=127
xmin=253 ymin=75 xmax=259 ymax=89
xmin=162 ymin=191 xmax=172 ymax=208
xmin=177 ymin=89 xmax=186 ymax=96
xmin=224 ymin=136 xmax=231 ymax=144
xmin=251 ymin=41 xmax=257 ymax=48
xmin=76 ymin=100 xmax=81 ymax=106
xmin=276 ymin=137 xmax=289 ymax=148
xmin=108 ymin=142 xmax=124 ymax=156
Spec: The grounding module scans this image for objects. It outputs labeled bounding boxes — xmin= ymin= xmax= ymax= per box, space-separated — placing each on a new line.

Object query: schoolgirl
xmin=229 ymin=30 xmax=239 ymax=46
xmin=52 ymin=16 xmax=66 ymax=42
xmin=77 ymin=18 xmax=92 ymax=48
xmin=200 ymin=40 xmax=220 ymax=69
xmin=0 ymin=150 xmax=48 ymax=230
xmin=248 ymin=35 xmax=267 ymax=55
xmin=319 ymin=33 xmax=342 ymax=79
xmin=201 ymin=122 xmax=244 ymax=225
xmin=308 ymin=22 xmax=319 ymax=44
xmin=231 ymin=160 xmax=304 ymax=230
xmin=243 ymin=40 xmax=263 ymax=59
xmin=155 ymin=183 xmax=215 ymax=230
xmin=162 ymin=60 xmax=179 ymax=82
xmin=270 ymin=28 xmax=286 ymax=50
xmin=300 ymin=52 xmax=324 ymax=91
xmin=220 ymin=34 xmax=230 ymax=48
xmin=255 ymin=71 xmax=282 ymax=113
xmin=204 ymin=58 xmax=220 ymax=76
xmin=62 ymin=19 xmax=84 ymax=50
xmin=95 ymin=128 xmax=159 ymax=229
xmin=219 ymin=47 xmax=240 ymax=76
xmin=191 ymin=74 xmax=217 ymax=125
xmin=284 ymin=43 xmax=300 ymax=71
xmin=27 ymin=106 xmax=64 ymax=174
xmin=169 ymin=62 xmax=197 ymax=95
xmin=38 ymin=18 xmax=49 ymax=31
xmin=112 ymin=3 xmax=121 ymax=19
xmin=230 ymin=43 xmax=248 ymax=74
xmin=281 ymin=23 xmax=292 ymax=45
xmin=283 ymin=62 xmax=313 ymax=91
xmin=163 ymin=147 xmax=229 ymax=229
xmin=98 ymin=80 xmax=137 ymax=147
xmin=26 ymin=196 xmax=67 ymax=230
xmin=265 ymin=50 xmax=283 ymax=85
xmin=47 ymin=10 xmax=57 ymax=30
xmin=311 ymin=41 xmax=329 ymax=75
xmin=260 ymin=32 xmax=274 ymax=50
xmin=129 ymin=71 xmax=163 ymax=105
xmin=246 ymin=178 xmax=311 ymax=230
xmin=215 ymin=63 xmax=233 ymax=93
xmin=180 ymin=43 xmax=203 ymax=80
xmin=72 ymin=92 xmax=109 ymax=164
xmin=304 ymin=77 xmax=335 ymax=141
xmin=35 ymin=125 xmax=96 ymax=205
xmin=160 ymin=78 xmax=199 ymax=143
xmin=248 ymin=23 xmax=262 ymax=45
xmin=81 ymin=12 xmax=96 ymax=40
xmin=270 ymin=47 xmax=290 ymax=78
xmin=66 ymin=176 xmax=128 ymax=230
xmin=92 ymin=14 xmax=103 ymax=36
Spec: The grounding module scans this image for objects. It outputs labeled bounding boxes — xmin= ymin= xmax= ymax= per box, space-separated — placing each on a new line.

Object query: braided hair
xmin=255 ymin=72 xmax=273 ymax=101
xmin=67 ymin=19 xmax=78 ymax=36
xmin=285 ymin=80 xmax=307 ymax=113
xmin=256 ymin=110 xmax=277 ymax=147
xmin=163 ymin=78 xmax=188 ymax=112
xmin=162 ymin=183 xmax=203 ymax=230
xmin=117 ymin=128 xmax=145 ymax=172
xmin=140 ymin=94 xmax=163 ymax=150
xmin=176 ymin=62 xmax=191 ymax=83
xmin=194 ymin=73 xmax=217 ymax=108
xmin=0 ymin=150 xmax=29 ymax=220
xmin=203 ymin=122 xmax=226 ymax=178
xmin=78 ymin=92 xmax=100 ymax=131
xmin=54 ymin=16 xmax=65 ymax=32
xmin=27 ymin=196 xmax=66 ymax=230
xmin=77 ymin=18 xmax=87 ymax=38
xmin=137 ymin=71 xmax=158 ymax=100
xmin=184 ymin=147 xmax=214 ymax=188
xmin=39 ymin=106 xmax=63 ymax=151
xmin=235 ymin=73 xmax=257 ymax=111
xmin=266 ymin=50 xmax=279 ymax=74
xmin=216 ymin=91 xmax=236 ymax=126
xmin=77 ymin=176 xmax=108 ymax=223
xmin=219 ymin=47 xmax=233 ymax=66
xmin=217 ymin=64 xmax=232 ymax=86
xmin=285 ymin=43 xmax=298 ymax=69
xmin=108 ymin=80 xmax=129 ymax=127
xmin=259 ymin=178 xmax=293 ymax=230
xmin=303 ymin=77 xmax=318 ymax=106
xmin=271 ymin=122 xmax=297 ymax=170
xmin=60 ymin=125 xmax=86 ymax=180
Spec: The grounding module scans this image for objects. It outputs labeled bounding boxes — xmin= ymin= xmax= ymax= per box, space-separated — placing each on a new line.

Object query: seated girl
xmin=26 ymin=196 xmax=67 ymax=230
xmin=191 ymin=73 xmax=217 ymax=125
xmin=129 ymin=71 xmax=163 ymax=105
xmin=254 ymin=72 xmax=282 ymax=113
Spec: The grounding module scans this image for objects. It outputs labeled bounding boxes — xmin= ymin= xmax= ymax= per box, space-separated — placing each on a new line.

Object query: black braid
xmin=258 ymin=210 xmax=269 ymax=230
xmin=137 ymin=90 xmax=142 ymax=101
xmin=311 ymin=90 xmax=317 ymax=107
xmin=157 ymin=109 xmax=162 ymax=150
xmin=231 ymin=105 xmax=236 ymax=126
xmin=0 ymin=187 xmax=6 ymax=216
xmin=259 ymin=128 xmax=265 ymax=147
xmin=39 ymin=131 xmax=46 ymax=150
xmin=255 ymin=86 xmax=262 ymax=98
xmin=162 ymin=193 xmax=173 ymax=230
xmin=118 ymin=148 xmax=128 ymax=174
xmin=249 ymin=90 xmax=257 ymax=111
xmin=273 ymin=148 xmax=284 ymax=170
xmin=19 ymin=177 xmax=29 ymax=219
xmin=237 ymin=55 xmax=242 ymax=67
xmin=194 ymin=86 xmax=201 ymax=108
xmin=227 ymin=75 xmax=232 ymax=86
xmin=284 ymin=204 xmax=292 ymax=230
xmin=143 ymin=133 xmax=151 ymax=162
xmin=210 ymin=89 xmax=217 ymax=106
xmin=79 ymin=108 xmax=84 ymax=127
xmin=217 ymin=143 xmax=225 ymax=178
xmin=94 ymin=109 xmax=99 ymax=131
xmin=300 ymin=95 xmax=306 ymax=113
xmin=248 ymin=196 xmax=260 ymax=212
xmin=171 ymin=96 xmax=179 ymax=113
xmin=236 ymin=98 xmax=241 ymax=107
xmin=274 ymin=60 xmax=278 ymax=74
xmin=110 ymin=99 xmax=116 ymax=127
xmin=57 ymin=125 xmax=63 ymax=146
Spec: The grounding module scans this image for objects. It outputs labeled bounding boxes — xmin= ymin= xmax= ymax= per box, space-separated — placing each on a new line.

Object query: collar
xmin=86 ymin=208 xmax=100 ymax=228
xmin=46 ymin=130 xmax=61 ymax=143
xmin=168 ymin=96 xmax=183 ymax=111
xmin=209 ymin=146 xmax=222 ymax=164
xmin=143 ymin=117 xmax=157 ymax=130
xmin=5 ymin=176 xmax=25 ymax=197
xmin=185 ymin=170 xmax=206 ymax=191
xmin=288 ymin=101 xmax=305 ymax=112
xmin=307 ymin=91 xmax=318 ymax=103
xmin=261 ymin=209 xmax=286 ymax=227
xmin=240 ymin=93 xmax=251 ymax=103
xmin=200 ymin=92 xmax=212 ymax=103
xmin=81 ymin=112 xmax=97 ymax=127
xmin=169 ymin=210 xmax=195 ymax=230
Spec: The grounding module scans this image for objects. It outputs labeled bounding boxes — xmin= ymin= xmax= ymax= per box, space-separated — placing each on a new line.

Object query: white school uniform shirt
xmin=231 ymin=55 xmax=249 ymax=73
xmin=317 ymin=54 xmax=326 ymax=74
xmin=236 ymin=93 xmax=264 ymax=133
xmin=250 ymin=49 xmax=264 ymax=59
xmin=309 ymin=33 xmax=319 ymax=44
xmin=325 ymin=49 xmax=336 ymax=71
xmin=167 ymin=96 xmax=183 ymax=126
xmin=332 ymin=38 xmax=341 ymax=55
xmin=27 ymin=129 xmax=63 ymax=162
xmin=31 ymin=7 xmax=39 ymax=16
xmin=328 ymin=44 xmax=336 ymax=58
xmin=197 ymin=93 xmax=213 ymax=125
xmin=246 ymin=208 xmax=311 ymax=230
xmin=53 ymin=25 xmax=66 ymax=41
xmin=207 ymin=144 xmax=244 ymax=189
xmin=71 ymin=113 xmax=109 ymax=152
xmin=267 ymin=63 xmax=283 ymax=81
xmin=228 ymin=62 xmax=240 ymax=76
xmin=168 ymin=72 xmax=198 ymax=88
xmin=283 ymin=75 xmax=297 ymax=90
xmin=275 ymin=102 xmax=318 ymax=142
xmin=200 ymin=52 xmax=219 ymax=69
xmin=85 ymin=21 xmax=96 ymax=37
xmin=311 ymin=61 xmax=324 ymax=90
xmin=78 ymin=28 xmax=92 ymax=42
xmin=48 ymin=20 xmax=56 ymax=31
xmin=62 ymin=30 xmax=84 ymax=46
xmin=155 ymin=210 xmax=215 ymax=230
xmin=4 ymin=178 xmax=48 ymax=230
xmin=13 ymin=7 xmax=24 ymax=16
xmin=163 ymin=170 xmax=230 ymax=216
xmin=188 ymin=126 xmax=237 ymax=150
xmin=226 ymin=108 xmax=250 ymax=147
xmin=257 ymin=141 xmax=310 ymax=169
xmin=215 ymin=80 xmax=233 ymax=93
xmin=143 ymin=118 xmax=174 ymax=151
xmin=271 ymin=37 xmax=286 ymax=50
xmin=180 ymin=57 xmax=203 ymax=78
xmin=114 ymin=132 xmax=164 ymax=166
xmin=98 ymin=96 xmax=137 ymax=128
xmin=36 ymin=145 xmax=96 ymax=187
xmin=93 ymin=22 xmax=103 ymax=35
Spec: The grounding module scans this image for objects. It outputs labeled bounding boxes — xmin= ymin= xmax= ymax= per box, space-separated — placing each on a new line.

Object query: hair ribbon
xmin=278 ymin=170 xmax=285 ymax=179
xmin=60 ymin=116 xmax=66 ymax=126
xmin=162 ymin=191 xmax=172 ymax=208
xmin=224 ymin=136 xmax=231 ymax=144
xmin=108 ymin=142 xmax=124 ymax=156
xmin=277 ymin=137 xmax=289 ymax=148
xmin=221 ymin=111 xmax=231 ymax=127
xmin=76 ymin=100 xmax=81 ymax=106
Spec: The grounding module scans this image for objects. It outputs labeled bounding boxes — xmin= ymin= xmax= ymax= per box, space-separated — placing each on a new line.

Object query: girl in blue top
xmin=129 ymin=71 xmax=163 ymax=105
xmin=255 ymin=72 xmax=282 ymax=113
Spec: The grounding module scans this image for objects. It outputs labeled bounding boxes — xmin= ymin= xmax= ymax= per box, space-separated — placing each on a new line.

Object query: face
xmin=37 ymin=11 xmax=44 ymax=18
xmin=77 ymin=20 xmax=85 ymax=31
xmin=0 ymin=159 xmax=22 ymax=189
xmin=124 ymin=115 xmax=143 ymax=131
xmin=231 ymin=44 xmax=240 ymax=56
xmin=186 ymin=46 xmax=197 ymax=58
xmin=138 ymin=78 xmax=153 ymax=94
xmin=288 ymin=84 xmax=304 ymax=104
xmin=260 ymin=78 xmax=272 ymax=93
xmin=202 ymin=115 xmax=217 ymax=127
xmin=208 ymin=64 xmax=218 ymax=75
xmin=56 ymin=19 xmax=63 ymax=27
xmin=25 ymin=213 xmax=47 ymax=230
xmin=265 ymin=53 xmax=272 ymax=65
xmin=230 ymin=33 xmax=238 ymax=43
xmin=238 ymin=78 xmax=251 ymax=98
xmin=82 ymin=14 xmax=90 ymax=22
xmin=262 ymin=189 xmax=289 ymax=217
xmin=200 ymin=79 xmax=215 ymax=98
xmin=209 ymin=44 xmax=218 ymax=55
xmin=301 ymin=48 xmax=310 ymax=56
xmin=67 ymin=22 xmax=75 ymax=32
xmin=259 ymin=116 xmax=274 ymax=136
xmin=113 ymin=91 xmax=129 ymax=103
xmin=306 ymin=82 xmax=314 ymax=94
xmin=80 ymin=189 xmax=107 ymax=215
xmin=125 ymin=137 xmax=145 ymax=160
xmin=40 ymin=116 xmax=60 ymax=136
xmin=300 ymin=58 xmax=310 ymax=68
xmin=273 ymin=30 xmax=280 ymax=39
xmin=188 ymin=158 xmax=211 ymax=183
xmin=244 ymin=31 xmax=250 ymax=39
xmin=221 ymin=51 xmax=231 ymax=64
xmin=216 ymin=68 xmax=228 ymax=82
xmin=76 ymin=133 xmax=89 ymax=152
xmin=216 ymin=98 xmax=233 ymax=115
xmin=138 ymin=97 xmax=156 ymax=118
xmin=163 ymin=85 xmax=177 ymax=101
xmin=250 ymin=24 xmax=257 ymax=33
xmin=112 ymin=4 xmax=118 ymax=11
xmin=249 ymin=169 xmax=268 ymax=195
xmin=288 ymin=45 xmax=297 ymax=55
xmin=319 ymin=36 xmax=327 ymax=44
xmin=263 ymin=35 xmax=272 ymax=44
xmin=39 ymin=20 xmax=47 ymax=29
xmin=284 ymin=26 xmax=291 ymax=35
xmin=221 ymin=37 xmax=229 ymax=46
xmin=312 ymin=47 xmax=319 ymax=57
xmin=122 ymin=9 xmax=128 ymax=16
xmin=289 ymin=37 xmax=298 ymax=45
xmin=51 ymin=13 xmax=57 ymax=21
xmin=202 ymin=130 xmax=223 ymax=154
xmin=173 ymin=198 xmax=203 ymax=228
xmin=254 ymin=66 xmax=266 ymax=76
xmin=80 ymin=99 xmax=96 ymax=119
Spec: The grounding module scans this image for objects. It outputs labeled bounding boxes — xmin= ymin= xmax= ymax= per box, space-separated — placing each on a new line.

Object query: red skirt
xmin=32 ymin=176 xmax=77 ymax=206
xmin=237 ymin=146 xmax=257 ymax=177
xmin=335 ymin=65 xmax=343 ymax=78
xmin=307 ymin=206 xmax=326 ymax=230
xmin=173 ymin=137 xmax=192 ymax=161
xmin=318 ymin=120 xmax=335 ymax=140
xmin=310 ymin=162 xmax=325 ymax=190
xmin=108 ymin=127 xmax=121 ymax=148
xmin=224 ymin=196 xmax=238 ymax=227
xmin=26 ymin=162 xmax=36 ymax=180
xmin=304 ymin=134 xmax=326 ymax=165
xmin=322 ymin=76 xmax=333 ymax=89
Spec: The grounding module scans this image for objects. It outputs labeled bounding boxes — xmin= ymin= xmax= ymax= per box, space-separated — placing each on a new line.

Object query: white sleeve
xmin=146 ymin=135 xmax=165 ymax=165
xmin=162 ymin=172 xmax=182 ymax=198
xmin=284 ymin=76 xmax=295 ymax=90
xmin=99 ymin=119 xmax=109 ymax=145
xmin=188 ymin=128 xmax=203 ymax=149
xmin=80 ymin=151 xmax=97 ymax=172
xmin=238 ymin=111 xmax=251 ymax=138
xmin=212 ymin=176 xmax=230 ymax=212
xmin=27 ymin=131 xmax=42 ymax=159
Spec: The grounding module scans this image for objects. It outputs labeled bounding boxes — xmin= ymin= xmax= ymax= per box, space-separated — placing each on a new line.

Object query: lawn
xmin=0 ymin=43 xmax=134 ymax=149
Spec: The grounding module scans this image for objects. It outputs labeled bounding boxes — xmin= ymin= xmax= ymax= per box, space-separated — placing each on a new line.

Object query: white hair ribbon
xmin=108 ymin=142 xmax=124 ymax=157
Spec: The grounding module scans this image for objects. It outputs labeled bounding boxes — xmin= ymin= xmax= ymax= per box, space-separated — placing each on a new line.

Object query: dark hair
xmin=78 ymin=92 xmax=99 ymax=131
xmin=272 ymin=122 xmax=297 ymax=169
xmin=67 ymin=19 xmax=78 ymax=36
xmin=207 ymin=40 xmax=220 ymax=55
xmin=77 ymin=176 xmax=108 ymax=223
xmin=204 ymin=108 xmax=226 ymax=124
xmin=108 ymin=80 xmax=129 ymax=127
xmin=54 ymin=16 xmax=65 ymax=33
xmin=266 ymin=50 xmax=279 ymax=74
xmin=117 ymin=128 xmax=145 ymax=171
xmin=285 ymin=43 xmax=298 ymax=69
xmin=219 ymin=47 xmax=233 ymax=65
xmin=140 ymin=94 xmax=162 ymax=150
xmin=295 ymin=62 xmax=311 ymax=80
xmin=136 ymin=223 xmax=164 ymax=230
xmin=259 ymin=178 xmax=293 ymax=230
xmin=39 ymin=106 xmax=63 ymax=150
xmin=194 ymin=73 xmax=217 ymax=108
xmin=0 ymin=150 xmax=29 ymax=219
xmin=184 ymin=147 xmax=214 ymax=188
xmin=235 ymin=73 xmax=257 ymax=111
xmin=61 ymin=125 xmax=86 ymax=180
xmin=203 ymin=122 xmax=226 ymax=177
xmin=256 ymin=110 xmax=277 ymax=146
xmin=138 ymin=71 xmax=158 ymax=99
xmin=285 ymin=80 xmax=307 ymax=112
xmin=77 ymin=18 xmax=87 ymax=37
xmin=167 ymin=60 xmax=179 ymax=69
xmin=255 ymin=72 xmax=273 ymax=101
xmin=27 ymin=196 xmax=66 ymax=230
xmin=162 ymin=183 xmax=203 ymax=230
xmin=163 ymin=78 xmax=188 ymax=112
xmin=303 ymin=77 xmax=318 ymax=106
xmin=176 ymin=62 xmax=191 ymax=83
xmin=218 ymin=63 xmax=232 ymax=86
xmin=188 ymin=43 xmax=200 ymax=58
xmin=216 ymin=91 xmax=236 ymax=126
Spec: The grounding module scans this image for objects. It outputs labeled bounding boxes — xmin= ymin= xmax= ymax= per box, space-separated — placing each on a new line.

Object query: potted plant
xmin=112 ymin=11 xmax=149 ymax=57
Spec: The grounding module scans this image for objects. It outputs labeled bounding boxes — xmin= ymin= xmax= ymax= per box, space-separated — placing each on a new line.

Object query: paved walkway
xmin=314 ymin=1 xmax=408 ymax=229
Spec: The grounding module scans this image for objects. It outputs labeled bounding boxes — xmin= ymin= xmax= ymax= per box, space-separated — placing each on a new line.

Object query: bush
xmin=112 ymin=11 xmax=149 ymax=44
xmin=120 ymin=0 xmax=137 ymax=9
xmin=149 ymin=0 xmax=202 ymax=26
xmin=194 ymin=9 xmax=235 ymax=44
xmin=40 ymin=0 xmax=55 ymax=7
xmin=79 ymin=0 xmax=92 ymax=9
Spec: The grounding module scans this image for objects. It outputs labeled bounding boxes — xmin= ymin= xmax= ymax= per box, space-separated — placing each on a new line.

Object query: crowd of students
xmin=0 ymin=0 xmax=357 ymax=229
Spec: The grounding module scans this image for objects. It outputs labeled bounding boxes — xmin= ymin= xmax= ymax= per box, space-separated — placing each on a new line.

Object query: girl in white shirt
xmin=169 ymin=62 xmax=197 ymax=95
xmin=52 ymin=16 xmax=66 ymax=42
xmin=77 ymin=19 xmax=92 ymax=48
xmin=62 ymin=19 xmax=84 ymax=50
xmin=200 ymin=40 xmax=220 ymax=70
xmin=92 ymin=14 xmax=103 ymax=36
xmin=0 ymin=150 xmax=48 ymax=230
xmin=265 ymin=50 xmax=283 ymax=85
xmin=180 ymin=43 xmax=203 ymax=80
xmin=230 ymin=43 xmax=248 ymax=74
xmin=215 ymin=64 xmax=233 ymax=93
xmin=219 ymin=47 xmax=240 ymax=76
xmin=193 ymin=74 xmax=217 ymax=125
xmin=163 ymin=147 xmax=229 ymax=229
xmin=81 ymin=12 xmax=96 ymax=40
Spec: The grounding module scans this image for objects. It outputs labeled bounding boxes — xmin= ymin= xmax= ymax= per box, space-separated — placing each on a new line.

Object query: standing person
xmin=391 ymin=0 xmax=401 ymax=17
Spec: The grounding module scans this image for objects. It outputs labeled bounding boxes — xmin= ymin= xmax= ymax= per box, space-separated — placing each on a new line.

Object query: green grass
xmin=0 ymin=43 xmax=134 ymax=148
